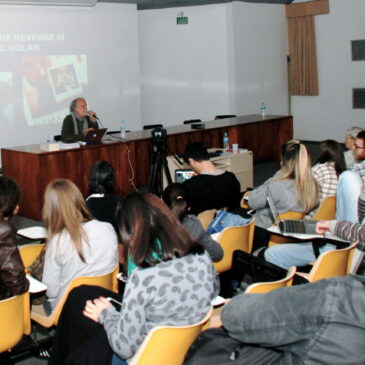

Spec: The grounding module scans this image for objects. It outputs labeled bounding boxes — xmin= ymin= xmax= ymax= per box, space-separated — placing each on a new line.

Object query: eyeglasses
xmin=355 ymin=145 xmax=365 ymax=149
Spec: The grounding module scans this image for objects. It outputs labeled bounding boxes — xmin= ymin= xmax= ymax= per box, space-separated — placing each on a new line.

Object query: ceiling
xmin=98 ymin=0 xmax=296 ymax=11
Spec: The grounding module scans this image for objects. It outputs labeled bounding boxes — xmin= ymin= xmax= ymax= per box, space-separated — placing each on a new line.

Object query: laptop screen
xmin=175 ymin=169 xmax=195 ymax=183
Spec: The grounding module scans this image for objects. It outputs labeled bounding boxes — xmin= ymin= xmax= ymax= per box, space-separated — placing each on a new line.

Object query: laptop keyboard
xmin=283 ymin=220 xmax=306 ymax=233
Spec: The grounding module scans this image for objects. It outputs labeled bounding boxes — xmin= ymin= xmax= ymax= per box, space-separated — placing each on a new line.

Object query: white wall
xmin=138 ymin=4 xmax=232 ymax=126
xmin=231 ymin=2 xmax=288 ymax=115
xmin=138 ymin=2 xmax=288 ymax=126
xmin=292 ymin=0 xmax=365 ymax=141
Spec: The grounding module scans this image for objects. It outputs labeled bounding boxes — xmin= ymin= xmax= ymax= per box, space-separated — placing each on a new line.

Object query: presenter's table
xmin=2 ymin=114 xmax=292 ymax=220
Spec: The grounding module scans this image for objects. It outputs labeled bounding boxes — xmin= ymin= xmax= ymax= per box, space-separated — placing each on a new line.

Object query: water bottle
xmin=120 ymin=120 xmax=126 ymax=139
xmin=260 ymin=102 xmax=266 ymax=118
xmin=223 ymin=132 xmax=230 ymax=150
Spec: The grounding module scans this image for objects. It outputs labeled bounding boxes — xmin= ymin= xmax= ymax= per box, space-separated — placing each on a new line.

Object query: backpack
xmin=183 ymin=327 xmax=284 ymax=365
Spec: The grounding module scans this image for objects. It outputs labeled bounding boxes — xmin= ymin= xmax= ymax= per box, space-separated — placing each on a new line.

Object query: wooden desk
xmin=1 ymin=114 xmax=292 ymax=219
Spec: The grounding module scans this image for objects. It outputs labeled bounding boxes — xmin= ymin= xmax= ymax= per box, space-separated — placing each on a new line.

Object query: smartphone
xmin=106 ymin=297 xmax=122 ymax=311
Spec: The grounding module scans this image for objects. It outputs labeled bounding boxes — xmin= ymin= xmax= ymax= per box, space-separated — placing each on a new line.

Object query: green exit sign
xmin=177 ymin=16 xmax=188 ymax=25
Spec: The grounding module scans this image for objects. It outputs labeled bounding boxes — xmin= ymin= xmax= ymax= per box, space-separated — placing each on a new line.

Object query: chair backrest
xmin=245 ymin=266 xmax=296 ymax=294
xmin=268 ymin=211 xmax=305 ymax=246
xmin=312 ymin=195 xmax=336 ymax=220
xmin=31 ymin=263 xmax=119 ymax=328
xmin=306 ymin=242 xmax=358 ymax=282
xmin=0 ymin=291 xmax=30 ymax=353
xmin=143 ymin=124 xmax=163 ymax=130
xmin=19 ymin=243 xmax=45 ymax=269
xmin=214 ymin=115 xmax=236 ymax=120
xmin=183 ymin=119 xmax=202 ymax=124
xmin=197 ymin=209 xmax=217 ymax=231
xmin=129 ymin=307 xmax=213 ymax=365
xmin=213 ymin=219 xmax=256 ymax=273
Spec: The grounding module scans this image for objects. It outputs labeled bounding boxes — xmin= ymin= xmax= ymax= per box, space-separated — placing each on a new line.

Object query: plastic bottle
xmin=120 ymin=120 xmax=126 ymax=139
xmin=260 ymin=102 xmax=266 ymax=118
xmin=223 ymin=132 xmax=230 ymax=151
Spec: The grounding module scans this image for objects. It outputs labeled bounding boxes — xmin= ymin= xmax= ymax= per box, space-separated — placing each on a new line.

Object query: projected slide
xmin=22 ymin=55 xmax=87 ymax=127
xmin=0 ymin=3 xmax=141 ymax=152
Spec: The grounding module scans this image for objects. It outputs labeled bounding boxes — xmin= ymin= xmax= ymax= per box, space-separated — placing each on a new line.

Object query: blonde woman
xmin=42 ymin=179 xmax=118 ymax=310
xmin=248 ymin=140 xmax=319 ymax=250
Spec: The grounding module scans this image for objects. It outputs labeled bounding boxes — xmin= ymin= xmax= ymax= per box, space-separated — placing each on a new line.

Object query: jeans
xmin=336 ymin=170 xmax=362 ymax=223
xmin=111 ymin=354 xmax=127 ymax=365
xmin=221 ymin=275 xmax=365 ymax=365
xmin=264 ymin=242 xmax=336 ymax=270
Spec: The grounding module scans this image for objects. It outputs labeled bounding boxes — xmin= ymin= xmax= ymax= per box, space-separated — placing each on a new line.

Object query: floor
xmin=5 ymin=140 xmax=321 ymax=365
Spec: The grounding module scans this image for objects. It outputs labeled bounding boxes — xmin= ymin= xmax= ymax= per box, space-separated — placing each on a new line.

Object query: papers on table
xmin=27 ymin=275 xmax=47 ymax=293
xmin=17 ymin=226 xmax=46 ymax=240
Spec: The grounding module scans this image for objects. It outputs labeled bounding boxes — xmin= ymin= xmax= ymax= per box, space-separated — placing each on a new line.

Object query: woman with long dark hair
xmin=312 ymin=139 xmax=346 ymax=201
xmin=49 ymin=192 xmax=218 ymax=365
xmin=162 ymin=183 xmax=223 ymax=262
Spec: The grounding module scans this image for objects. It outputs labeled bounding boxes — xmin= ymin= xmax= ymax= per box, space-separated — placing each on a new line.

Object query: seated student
xmin=162 ymin=183 xmax=223 ymax=262
xmin=42 ymin=179 xmax=118 ymax=309
xmin=311 ymin=139 xmax=346 ymax=202
xmin=0 ymin=177 xmax=29 ymax=300
xmin=264 ymin=183 xmax=365 ymax=270
xmin=182 ymin=142 xmax=241 ymax=215
xmin=48 ymin=192 xmax=219 ymax=365
xmin=86 ymin=160 xmax=120 ymax=233
xmin=337 ymin=130 xmax=365 ymax=222
xmin=218 ymin=274 xmax=365 ymax=364
xmin=343 ymin=126 xmax=362 ymax=169
xmin=248 ymin=139 xmax=319 ymax=249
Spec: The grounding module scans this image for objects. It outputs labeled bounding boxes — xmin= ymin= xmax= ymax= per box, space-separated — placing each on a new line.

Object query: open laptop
xmin=175 ymin=169 xmax=196 ymax=183
xmin=84 ymin=128 xmax=107 ymax=144
xmin=267 ymin=195 xmax=320 ymax=236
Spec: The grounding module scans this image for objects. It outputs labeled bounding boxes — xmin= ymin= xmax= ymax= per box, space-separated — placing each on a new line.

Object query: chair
xmin=197 ymin=209 xmax=217 ymax=231
xmin=245 ymin=266 xmax=296 ymax=294
xmin=31 ymin=264 xmax=119 ymax=328
xmin=129 ymin=307 xmax=213 ymax=365
xmin=298 ymin=242 xmax=358 ymax=283
xmin=0 ymin=292 xmax=31 ymax=353
xmin=143 ymin=124 xmax=163 ymax=130
xmin=213 ymin=219 xmax=255 ymax=274
xmin=19 ymin=243 xmax=45 ymax=270
xmin=312 ymin=196 xmax=336 ymax=220
xmin=183 ymin=119 xmax=202 ymax=124
xmin=268 ymin=211 xmax=305 ymax=247
xmin=214 ymin=115 xmax=236 ymax=120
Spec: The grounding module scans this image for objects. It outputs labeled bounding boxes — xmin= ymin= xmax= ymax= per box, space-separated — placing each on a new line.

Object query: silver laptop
xmin=267 ymin=195 xmax=320 ymax=236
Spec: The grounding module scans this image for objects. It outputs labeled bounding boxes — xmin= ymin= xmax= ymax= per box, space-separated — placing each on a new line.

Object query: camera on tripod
xmin=151 ymin=127 xmax=167 ymax=149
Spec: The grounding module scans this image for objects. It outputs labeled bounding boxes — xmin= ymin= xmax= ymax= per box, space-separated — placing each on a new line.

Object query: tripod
xmin=148 ymin=143 xmax=172 ymax=196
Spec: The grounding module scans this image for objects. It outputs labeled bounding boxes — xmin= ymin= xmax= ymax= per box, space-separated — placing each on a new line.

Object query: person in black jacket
xmin=61 ymin=98 xmax=98 ymax=141
xmin=0 ymin=176 xmax=29 ymax=300
xmin=182 ymin=142 xmax=241 ymax=215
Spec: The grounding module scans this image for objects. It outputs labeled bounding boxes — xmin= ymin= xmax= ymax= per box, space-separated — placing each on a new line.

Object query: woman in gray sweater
xmin=49 ymin=192 xmax=219 ymax=365
xmin=248 ymin=140 xmax=319 ymax=250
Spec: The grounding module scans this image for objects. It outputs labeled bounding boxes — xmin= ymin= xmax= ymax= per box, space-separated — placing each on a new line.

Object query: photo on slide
xmin=22 ymin=55 xmax=87 ymax=127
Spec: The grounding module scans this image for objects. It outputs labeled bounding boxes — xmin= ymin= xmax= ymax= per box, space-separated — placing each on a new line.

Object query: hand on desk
xmin=83 ymin=296 xmax=112 ymax=322
xmin=316 ymin=220 xmax=331 ymax=235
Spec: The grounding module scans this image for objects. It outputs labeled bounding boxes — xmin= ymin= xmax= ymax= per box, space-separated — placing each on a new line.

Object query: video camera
xmin=151 ymin=127 xmax=167 ymax=148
